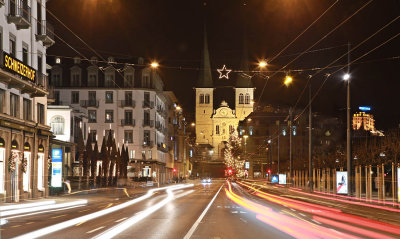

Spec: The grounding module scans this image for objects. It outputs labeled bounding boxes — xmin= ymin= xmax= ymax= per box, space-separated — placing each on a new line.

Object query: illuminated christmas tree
xmin=224 ymin=131 xmax=245 ymax=177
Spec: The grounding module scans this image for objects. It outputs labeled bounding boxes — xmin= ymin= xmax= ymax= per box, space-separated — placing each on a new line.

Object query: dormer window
xmin=90 ymin=56 xmax=98 ymax=64
xmin=245 ymin=93 xmax=250 ymax=104
xmin=239 ymin=93 xmax=244 ymax=104
xmin=105 ymin=68 xmax=115 ymax=87
xmin=70 ymin=66 xmax=81 ymax=87
xmin=55 ymin=57 xmax=61 ymax=64
xmin=73 ymin=57 xmax=81 ymax=64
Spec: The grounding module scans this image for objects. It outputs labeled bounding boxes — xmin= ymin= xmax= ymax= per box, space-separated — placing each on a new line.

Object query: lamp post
xmin=343 ymin=72 xmax=351 ymax=196
xmin=308 ymin=77 xmax=313 ymax=192
xmin=244 ymin=135 xmax=248 ymax=178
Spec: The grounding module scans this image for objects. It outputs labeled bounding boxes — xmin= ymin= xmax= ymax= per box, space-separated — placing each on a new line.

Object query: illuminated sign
xmin=398 ymin=168 xmax=400 ymax=202
xmin=245 ymin=162 xmax=250 ymax=169
xmin=336 ymin=171 xmax=348 ymax=194
xmin=358 ymin=106 xmax=371 ymax=111
xmin=2 ymin=52 xmax=36 ymax=83
xmin=279 ymin=174 xmax=287 ymax=184
xmin=51 ymin=149 xmax=62 ymax=187
xmin=271 ymin=175 xmax=279 ymax=183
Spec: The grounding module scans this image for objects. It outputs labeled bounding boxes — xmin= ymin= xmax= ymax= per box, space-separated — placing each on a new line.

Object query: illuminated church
xmin=195 ymin=28 xmax=254 ymax=160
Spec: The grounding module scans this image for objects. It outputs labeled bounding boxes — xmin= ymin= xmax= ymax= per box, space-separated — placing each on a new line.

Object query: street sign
xmin=51 ymin=149 xmax=62 ymax=187
xmin=279 ymin=174 xmax=287 ymax=184
xmin=336 ymin=171 xmax=348 ymax=194
xmin=271 ymin=175 xmax=278 ymax=183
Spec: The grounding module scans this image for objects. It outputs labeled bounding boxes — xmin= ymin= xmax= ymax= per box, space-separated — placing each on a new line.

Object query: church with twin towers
xmin=195 ymin=27 xmax=255 ymax=161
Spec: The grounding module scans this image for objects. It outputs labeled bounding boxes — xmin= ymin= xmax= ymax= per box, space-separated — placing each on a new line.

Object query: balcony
xmin=119 ymin=100 xmax=136 ymax=108
xmin=155 ymin=121 xmax=165 ymax=133
xmin=121 ymin=119 xmax=135 ymax=126
xmin=142 ymin=100 xmax=154 ymax=109
xmin=36 ymin=20 xmax=55 ymax=47
xmin=7 ymin=0 xmax=31 ymax=29
xmin=142 ymin=120 xmax=154 ymax=127
xmin=143 ymin=140 xmax=153 ymax=148
xmin=157 ymin=143 xmax=169 ymax=153
xmin=80 ymin=100 xmax=99 ymax=108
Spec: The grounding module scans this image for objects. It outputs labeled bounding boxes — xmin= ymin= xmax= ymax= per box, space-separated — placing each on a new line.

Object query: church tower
xmin=235 ymin=33 xmax=254 ymax=121
xmin=195 ymin=25 xmax=214 ymax=145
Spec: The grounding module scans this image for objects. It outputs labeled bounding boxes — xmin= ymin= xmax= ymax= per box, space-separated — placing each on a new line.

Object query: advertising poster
xmin=398 ymin=168 xmax=400 ymax=202
xmin=271 ymin=175 xmax=278 ymax=183
xmin=279 ymin=174 xmax=287 ymax=185
xmin=336 ymin=171 xmax=348 ymax=194
xmin=51 ymin=149 xmax=63 ymax=187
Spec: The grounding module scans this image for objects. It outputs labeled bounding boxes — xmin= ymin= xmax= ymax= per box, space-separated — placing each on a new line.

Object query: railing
xmin=142 ymin=120 xmax=154 ymax=127
xmin=36 ymin=20 xmax=54 ymax=42
xmin=142 ymin=100 xmax=154 ymax=108
xmin=119 ymin=100 xmax=136 ymax=108
xmin=143 ymin=140 xmax=153 ymax=147
xmin=80 ymin=100 xmax=99 ymax=108
xmin=121 ymin=119 xmax=135 ymax=126
xmin=8 ymin=0 xmax=31 ymax=24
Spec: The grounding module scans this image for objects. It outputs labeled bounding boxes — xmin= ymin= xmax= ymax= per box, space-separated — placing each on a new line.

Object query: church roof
xmin=196 ymin=24 xmax=213 ymax=88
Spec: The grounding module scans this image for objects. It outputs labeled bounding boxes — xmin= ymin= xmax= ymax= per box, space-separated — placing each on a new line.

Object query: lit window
xmin=50 ymin=116 xmax=65 ymax=135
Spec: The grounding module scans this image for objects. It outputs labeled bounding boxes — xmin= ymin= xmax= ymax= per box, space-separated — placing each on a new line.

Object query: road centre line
xmin=115 ymin=217 xmax=128 ymax=223
xmin=183 ymin=185 xmax=223 ymax=239
xmin=87 ymin=226 xmax=105 ymax=234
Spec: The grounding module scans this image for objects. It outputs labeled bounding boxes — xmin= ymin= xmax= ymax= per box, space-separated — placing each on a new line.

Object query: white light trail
xmin=0 ymin=200 xmax=56 ymax=211
xmin=13 ymin=184 xmax=191 ymax=239
xmin=5 ymin=205 xmax=85 ymax=220
xmin=92 ymin=184 xmax=194 ymax=239
xmin=2 ymin=200 xmax=87 ymax=217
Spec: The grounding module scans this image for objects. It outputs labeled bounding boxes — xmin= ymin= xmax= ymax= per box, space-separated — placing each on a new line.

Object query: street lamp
xmin=191 ymin=122 xmax=195 ymax=127
xmin=150 ymin=61 xmax=159 ymax=68
xmin=284 ymin=75 xmax=293 ymax=86
xmin=258 ymin=60 xmax=268 ymax=68
xmin=343 ymin=72 xmax=352 ymax=196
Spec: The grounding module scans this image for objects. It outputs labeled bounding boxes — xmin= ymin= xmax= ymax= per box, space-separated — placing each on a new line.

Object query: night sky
xmin=47 ymin=0 xmax=400 ymax=130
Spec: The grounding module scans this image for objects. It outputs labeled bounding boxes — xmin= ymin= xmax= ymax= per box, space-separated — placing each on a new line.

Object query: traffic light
xmin=173 ymin=168 xmax=177 ymax=173
xmin=267 ymin=169 xmax=271 ymax=174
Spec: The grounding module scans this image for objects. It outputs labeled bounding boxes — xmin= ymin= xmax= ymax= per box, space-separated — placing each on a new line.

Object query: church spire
xmin=236 ymin=12 xmax=253 ymax=88
xmin=196 ymin=23 xmax=213 ymax=88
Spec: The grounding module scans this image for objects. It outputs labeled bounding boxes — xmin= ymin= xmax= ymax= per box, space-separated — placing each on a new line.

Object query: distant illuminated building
xmin=352 ymin=112 xmax=375 ymax=131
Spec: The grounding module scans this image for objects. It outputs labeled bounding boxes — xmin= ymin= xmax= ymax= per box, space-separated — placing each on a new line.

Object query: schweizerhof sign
xmin=2 ymin=52 xmax=36 ymax=83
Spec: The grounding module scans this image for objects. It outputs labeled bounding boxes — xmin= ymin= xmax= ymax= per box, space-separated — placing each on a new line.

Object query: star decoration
xmin=217 ymin=65 xmax=232 ymax=79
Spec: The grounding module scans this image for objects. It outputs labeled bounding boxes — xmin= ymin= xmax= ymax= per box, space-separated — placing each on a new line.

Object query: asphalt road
xmin=1 ymin=180 xmax=400 ymax=239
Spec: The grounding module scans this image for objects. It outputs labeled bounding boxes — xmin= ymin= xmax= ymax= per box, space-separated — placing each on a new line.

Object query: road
xmin=1 ymin=180 xmax=400 ymax=239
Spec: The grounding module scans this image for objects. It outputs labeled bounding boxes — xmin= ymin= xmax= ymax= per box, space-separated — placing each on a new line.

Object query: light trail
xmin=1 ymin=200 xmax=87 ymax=217
xmin=92 ymin=184 xmax=194 ymax=239
xmin=4 ymin=205 xmax=85 ymax=220
xmin=0 ymin=200 xmax=56 ymax=211
xmin=12 ymin=184 xmax=191 ymax=239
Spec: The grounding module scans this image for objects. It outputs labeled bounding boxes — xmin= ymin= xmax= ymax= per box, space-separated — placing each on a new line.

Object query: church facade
xmin=195 ymin=29 xmax=254 ymax=160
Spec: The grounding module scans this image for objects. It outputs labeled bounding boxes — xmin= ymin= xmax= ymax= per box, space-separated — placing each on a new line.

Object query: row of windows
xmin=66 ymin=91 xmax=147 ymax=104
xmin=215 ymin=125 xmax=235 ymax=135
xmin=199 ymin=94 xmax=210 ymax=104
xmin=0 ymin=90 xmax=45 ymax=123
xmin=239 ymin=93 xmax=251 ymax=104
xmin=87 ymin=109 xmax=162 ymax=124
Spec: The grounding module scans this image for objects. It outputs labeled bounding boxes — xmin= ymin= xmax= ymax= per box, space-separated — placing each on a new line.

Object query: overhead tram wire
xmin=291 ymin=15 xmax=400 ymax=114
xmin=256 ymin=0 xmax=373 ymax=107
xmin=294 ymin=31 xmax=400 ymax=122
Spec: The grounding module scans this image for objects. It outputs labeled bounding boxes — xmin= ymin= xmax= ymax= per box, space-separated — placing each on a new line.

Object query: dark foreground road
xmin=1 ymin=180 xmax=400 ymax=239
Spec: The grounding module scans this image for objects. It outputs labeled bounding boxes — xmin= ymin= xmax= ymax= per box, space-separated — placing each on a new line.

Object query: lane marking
xmin=299 ymin=213 xmax=306 ymax=217
xmin=75 ymin=220 xmax=87 ymax=226
xmin=312 ymin=219 xmax=322 ymax=225
xmin=240 ymin=218 xmax=248 ymax=223
xmin=51 ymin=214 xmax=67 ymax=219
xmin=79 ymin=209 xmax=90 ymax=213
xmin=115 ymin=217 xmax=128 ymax=223
xmin=104 ymin=203 xmax=113 ymax=209
xmin=183 ymin=185 xmax=223 ymax=239
xmin=231 ymin=211 xmax=238 ymax=214
xmin=26 ymin=222 xmax=35 ymax=225
xmin=87 ymin=226 xmax=105 ymax=234
xmin=11 ymin=225 xmax=21 ymax=228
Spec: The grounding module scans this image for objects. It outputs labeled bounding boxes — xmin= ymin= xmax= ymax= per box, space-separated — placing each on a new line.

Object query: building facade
xmin=353 ymin=111 xmax=375 ymax=131
xmin=49 ymin=56 xmax=175 ymax=184
xmin=0 ymin=0 xmax=54 ymax=202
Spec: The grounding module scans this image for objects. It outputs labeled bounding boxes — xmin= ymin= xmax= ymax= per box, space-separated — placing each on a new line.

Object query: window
xmin=245 ymin=93 xmax=250 ymax=104
xmin=205 ymin=94 xmax=210 ymax=104
xmin=22 ymin=45 xmax=28 ymax=65
xmin=0 ymin=90 xmax=4 ymax=113
xmin=282 ymin=127 xmax=287 ymax=136
xmin=105 ymin=91 xmax=113 ymax=103
xmin=74 ymin=57 xmax=81 ymax=64
xmin=105 ymin=110 xmax=114 ymax=123
xmin=89 ymin=130 xmax=97 ymax=142
xmin=239 ymin=126 xmax=243 ymax=136
xmin=148 ymin=150 xmax=152 ymax=159
xmin=23 ymin=151 xmax=31 ymax=192
xmin=37 ymin=54 xmax=43 ymax=73
xmin=125 ymin=110 xmax=133 ymax=125
xmin=142 ymin=75 xmax=150 ymax=88
xmin=71 ymin=73 xmax=81 ymax=86
xmin=71 ymin=91 xmax=79 ymax=104
xmin=89 ymin=91 xmax=96 ymax=104
xmin=125 ymin=74 xmax=134 ymax=87
xmin=9 ymin=35 xmax=16 ymax=57
xmin=144 ymin=130 xmax=150 ymax=145
xmin=50 ymin=116 xmax=65 ymax=135
xmin=37 ymin=103 xmax=45 ymax=124
xmin=229 ymin=125 xmax=234 ymax=133
xmin=144 ymin=110 xmax=150 ymax=125
xmin=37 ymin=153 xmax=44 ymax=191
xmin=88 ymin=73 xmax=97 ymax=87
xmin=0 ymin=146 xmax=4 ymax=193
xmin=125 ymin=91 xmax=133 ymax=102
xmin=144 ymin=91 xmax=150 ymax=102
xmin=23 ymin=99 xmax=32 ymax=121
xmin=88 ymin=110 xmax=97 ymax=123
xmin=199 ymin=94 xmax=204 ymax=104
xmin=249 ymin=126 xmax=253 ymax=136
xmin=10 ymin=93 xmax=19 ymax=117
xmin=130 ymin=150 xmax=135 ymax=159
xmin=105 ymin=74 xmax=114 ymax=87
xmin=124 ymin=130 xmax=133 ymax=143
xmin=52 ymin=73 xmax=61 ymax=87
xmin=141 ymin=150 xmax=146 ymax=159
xmin=216 ymin=125 xmax=220 ymax=135
xmin=239 ymin=93 xmax=244 ymax=104
xmin=54 ymin=91 xmax=60 ymax=105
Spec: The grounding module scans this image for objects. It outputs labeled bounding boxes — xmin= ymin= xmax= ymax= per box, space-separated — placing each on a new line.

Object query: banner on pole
xmin=336 ymin=171 xmax=348 ymax=194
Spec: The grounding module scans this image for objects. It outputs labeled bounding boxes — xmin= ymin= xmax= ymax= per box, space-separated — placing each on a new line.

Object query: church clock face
xmin=220 ymin=109 xmax=228 ymax=116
